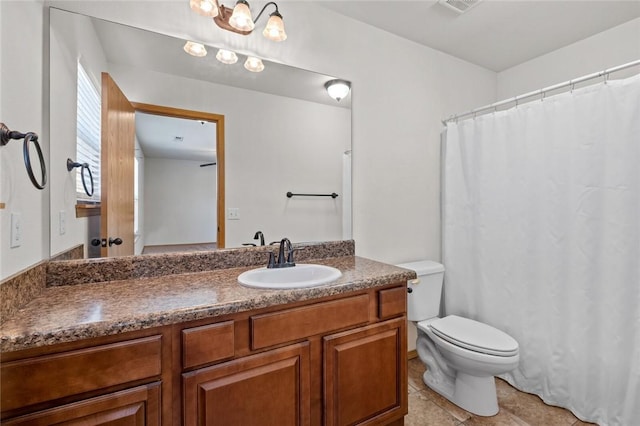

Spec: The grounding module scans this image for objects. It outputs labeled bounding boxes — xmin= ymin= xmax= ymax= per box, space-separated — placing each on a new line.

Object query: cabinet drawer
xmin=378 ymin=286 xmax=406 ymax=319
xmin=182 ymin=321 xmax=235 ymax=369
xmin=2 ymin=383 xmax=161 ymax=426
xmin=251 ymin=294 xmax=370 ymax=350
xmin=1 ymin=335 xmax=162 ymax=412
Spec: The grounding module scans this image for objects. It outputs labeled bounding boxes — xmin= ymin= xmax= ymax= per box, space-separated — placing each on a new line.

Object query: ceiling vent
xmin=438 ymin=0 xmax=483 ymax=14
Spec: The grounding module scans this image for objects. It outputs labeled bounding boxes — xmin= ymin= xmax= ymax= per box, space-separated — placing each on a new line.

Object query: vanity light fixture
xmin=183 ymin=41 xmax=208 ymax=57
xmin=190 ymin=0 xmax=287 ymax=42
xmin=325 ymin=79 xmax=351 ymax=102
xmin=244 ymin=56 xmax=265 ymax=72
xmin=216 ymin=48 xmax=238 ymax=64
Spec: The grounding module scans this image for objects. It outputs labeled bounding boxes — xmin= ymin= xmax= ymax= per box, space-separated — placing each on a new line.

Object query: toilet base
xmin=424 ymin=370 xmax=499 ymax=416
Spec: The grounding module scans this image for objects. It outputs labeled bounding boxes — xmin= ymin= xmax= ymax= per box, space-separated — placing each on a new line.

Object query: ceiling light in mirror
xmin=229 ymin=0 xmax=255 ymax=31
xmin=183 ymin=41 xmax=208 ymax=57
xmin=190 ymin=0 xmax=219 ymax=17
xmin=216 ymin=48 xmax=238 ymax=64
xmin=325 ymin=79 xmax=351 ymax=102
xmin=244 ymin=56 xmax=265 ymax=72
xmin=263 ymin=11 xmax=287 ymax=41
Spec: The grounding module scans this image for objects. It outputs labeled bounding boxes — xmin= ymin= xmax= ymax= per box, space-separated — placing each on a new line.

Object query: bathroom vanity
xmin=0 ymin=245 xmax=414 ymax=426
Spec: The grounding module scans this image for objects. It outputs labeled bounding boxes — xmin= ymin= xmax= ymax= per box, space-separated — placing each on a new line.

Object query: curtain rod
xmin=442 ymin=59 xmax=640 ymax=125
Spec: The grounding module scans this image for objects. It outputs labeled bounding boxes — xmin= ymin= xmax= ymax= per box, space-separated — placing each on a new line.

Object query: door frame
xmin=131 ymin=102 xmax=226 ymax=249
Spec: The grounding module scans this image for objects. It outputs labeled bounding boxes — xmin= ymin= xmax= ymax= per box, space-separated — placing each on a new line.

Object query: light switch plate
xmin=10 ymin=212 xmax=22 ymax=248
xmin=59 ymin=210 xmax=66 ymax=235
xmin=227 ymin=208 xmax=240 ymax=220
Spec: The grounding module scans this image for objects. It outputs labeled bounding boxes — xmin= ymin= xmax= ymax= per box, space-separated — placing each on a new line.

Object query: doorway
xmin=131 ymin=102 xmax=225 ymax=250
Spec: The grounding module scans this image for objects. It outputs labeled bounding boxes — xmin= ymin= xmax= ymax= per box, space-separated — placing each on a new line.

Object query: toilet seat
xmin=423 ymin=315 xmax=518 ymax=357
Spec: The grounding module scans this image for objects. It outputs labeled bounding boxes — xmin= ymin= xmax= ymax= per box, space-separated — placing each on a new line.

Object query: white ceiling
xmin=319 ymin=0 xmax=640 ymax=72
xmin=135 ymin=112 xmax=217 ymax=163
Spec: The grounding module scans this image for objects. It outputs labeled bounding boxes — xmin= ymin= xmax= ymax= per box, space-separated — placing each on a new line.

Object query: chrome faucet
xmin=267 ymin=237 xmax=296 ymax=269
xmin=254 ymin=231 xmax=265 ymax=246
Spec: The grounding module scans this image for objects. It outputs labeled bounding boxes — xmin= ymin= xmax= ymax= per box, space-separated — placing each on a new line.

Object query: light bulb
xmin=189 ymin=0 xmax=219 ymax=17
xmin=216 ymin=49 xmax=238 ymax=64
xmin=229 ymin=0 xmax=255 ymax=32
xmin=263 ymin=12 xmax=286 ymax=42
xmin=244 ymin=56 xmax=265 ymax=73
xmin=183 ymin=41 xmax=207 ymax=57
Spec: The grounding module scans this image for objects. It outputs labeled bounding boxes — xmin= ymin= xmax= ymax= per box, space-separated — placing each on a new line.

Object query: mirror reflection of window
xmin=76 ymin=61 xmax=101 ymax=202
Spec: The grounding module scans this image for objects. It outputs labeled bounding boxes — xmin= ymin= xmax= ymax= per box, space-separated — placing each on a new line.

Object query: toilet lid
xmin=429 ymin=315 xmax=519 ymax=357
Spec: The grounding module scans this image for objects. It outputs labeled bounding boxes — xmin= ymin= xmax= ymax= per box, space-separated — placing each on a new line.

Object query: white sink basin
xmin=238 ymin=264 xmax=342 ymax=289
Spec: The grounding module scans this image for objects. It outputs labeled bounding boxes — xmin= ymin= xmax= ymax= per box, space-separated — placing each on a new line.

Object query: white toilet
xmin=398 ymin=260 xmax=519 ymax=416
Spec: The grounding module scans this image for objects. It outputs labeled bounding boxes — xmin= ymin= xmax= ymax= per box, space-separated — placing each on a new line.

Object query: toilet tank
xmin=396 ymin=260 xmax=445 ymax=322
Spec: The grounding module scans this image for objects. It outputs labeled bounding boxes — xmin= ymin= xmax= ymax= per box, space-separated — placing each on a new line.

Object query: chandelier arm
xmin=253 ymin=1 xmax=279 ymax=24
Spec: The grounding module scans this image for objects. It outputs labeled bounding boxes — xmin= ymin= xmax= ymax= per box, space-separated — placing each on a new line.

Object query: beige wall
xmin=1 ymin=1 xmax=498 ymax=280
xmin=0 ymin=1 xmax=48 ymax=279
xmin=497 ymin=18 xmax=640 ymax=99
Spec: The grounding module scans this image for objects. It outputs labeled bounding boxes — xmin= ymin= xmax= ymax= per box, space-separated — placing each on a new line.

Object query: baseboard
xmin=407 ymin=349 xmax=417 ymax=360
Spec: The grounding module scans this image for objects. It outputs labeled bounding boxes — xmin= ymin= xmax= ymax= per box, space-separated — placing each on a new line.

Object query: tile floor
xmin=406 ymin=358 xmax=597 ymax=426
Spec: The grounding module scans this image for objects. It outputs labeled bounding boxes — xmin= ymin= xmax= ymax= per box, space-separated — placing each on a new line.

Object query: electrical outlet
xmin=59 ymin=210 xmax=66 ymax=235
xmin=227 ymin=208 xmax=240 ymax=220
xmin=10 ymin=213 xmax=22 ymax=248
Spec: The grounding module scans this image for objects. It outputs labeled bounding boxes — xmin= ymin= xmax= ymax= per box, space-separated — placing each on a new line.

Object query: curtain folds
xmin=442 ymin=74 xmax=640 ymax=426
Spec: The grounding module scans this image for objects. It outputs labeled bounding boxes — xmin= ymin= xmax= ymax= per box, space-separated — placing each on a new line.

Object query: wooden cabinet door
xmin=2 ymin=383 xmax=160 ymax=426
xmin=324 ymin=318 xmax=407 ymax=426
xmin=183 ymin=342 xmax=310 ymax=426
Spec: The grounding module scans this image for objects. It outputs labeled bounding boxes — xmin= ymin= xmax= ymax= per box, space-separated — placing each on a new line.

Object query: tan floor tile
xmin=495 ymin=378 xmax=518 ymax=402
xmin=406 ymin=357 xmax=582 ymax=426
xmin=463 ymin=409 xmax=530 ymax=426
xmin=405 ymin=391 xmax=460 ymax=426
xmin=408 ymin=358 xmax=472 ymax=422
xmin=408 ymin=358 xmax=428 ymax=392
xmin=421 ymin=385 xmax=473 ymax=422
xmin=499 ymin=390 xmax=578 ymax=426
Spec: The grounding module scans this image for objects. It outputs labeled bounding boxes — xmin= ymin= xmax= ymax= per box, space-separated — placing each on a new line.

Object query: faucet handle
xmin=286 ymin=247 xmax=297 ymax=265
xmin=267 ymin=252 xmax=276 ymax=269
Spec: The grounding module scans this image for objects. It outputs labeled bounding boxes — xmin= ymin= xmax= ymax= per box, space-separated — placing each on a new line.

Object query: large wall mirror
xmin=49 ymin=8 xmax=352 ymax=260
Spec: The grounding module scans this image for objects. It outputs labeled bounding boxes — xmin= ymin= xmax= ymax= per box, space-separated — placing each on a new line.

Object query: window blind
xmin=76 ymin=63 xmax=101 ymax=201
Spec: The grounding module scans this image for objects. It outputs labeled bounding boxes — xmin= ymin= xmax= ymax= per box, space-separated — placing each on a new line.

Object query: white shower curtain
xmin=442 ymin=74 xmax=640 ymax=426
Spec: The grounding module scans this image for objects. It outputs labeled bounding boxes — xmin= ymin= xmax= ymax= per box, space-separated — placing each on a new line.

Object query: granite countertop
xmin=0 ymin=256 xmax=415 ymax=353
